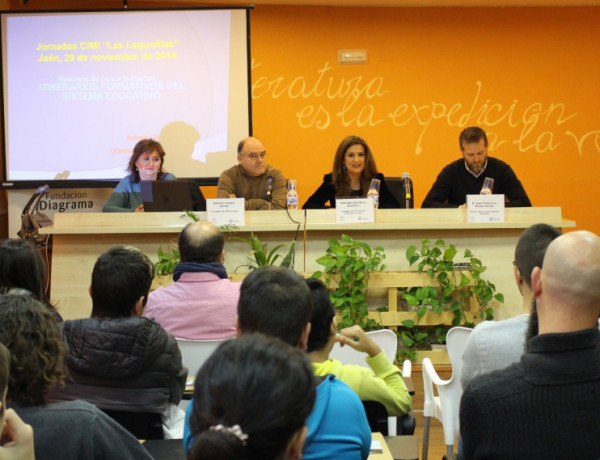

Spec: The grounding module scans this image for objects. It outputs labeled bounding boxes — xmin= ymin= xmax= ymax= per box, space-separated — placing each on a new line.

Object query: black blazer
xmin=302 ymin=172 xmax=397 ymax=209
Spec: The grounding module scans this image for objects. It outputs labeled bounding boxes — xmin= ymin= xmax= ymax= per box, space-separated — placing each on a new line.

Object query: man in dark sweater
xmin=422 ymin=126 xmax=531 ymax=208
xmin=460 ymin=230 xmax=600 ymax=459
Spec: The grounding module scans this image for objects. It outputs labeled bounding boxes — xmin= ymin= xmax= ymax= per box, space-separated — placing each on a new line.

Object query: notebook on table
xmin=140 ymin=180 xmax=194 ymax=212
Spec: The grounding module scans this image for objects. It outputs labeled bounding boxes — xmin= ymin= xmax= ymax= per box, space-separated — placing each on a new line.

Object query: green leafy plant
xmin=313 ymin=234 xmax=386 ymax=330
xmin=235 ymin=233 xmax=296 ymax=271
xmin=397 ymin=238 xmax=504 ymax=360
xmin=155 ymin=244 xmax=180 ymax=276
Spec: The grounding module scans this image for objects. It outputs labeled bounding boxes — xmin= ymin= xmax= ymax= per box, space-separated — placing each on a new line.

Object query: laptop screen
xmin=140 ymin=180 xmax=195 ymax=212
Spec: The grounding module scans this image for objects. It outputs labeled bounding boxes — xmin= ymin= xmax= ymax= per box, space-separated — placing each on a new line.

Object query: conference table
xmin=41 ymin=207 xmax=574 ymax=320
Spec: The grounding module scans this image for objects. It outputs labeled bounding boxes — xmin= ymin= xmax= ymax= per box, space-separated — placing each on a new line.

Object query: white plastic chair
xmin=176 ymin=337 xmax=231 ymax=380
xmin=421 ymin=326 xmax=473 ymax=460
xmin=330 ymin=328 xmax=409 ymax=435
xmin=330 ymin=328 xmax=398 ymax=364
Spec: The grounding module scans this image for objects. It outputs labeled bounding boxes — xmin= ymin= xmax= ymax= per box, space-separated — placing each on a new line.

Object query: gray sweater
xmin=9 ymin=400 xmax=153 ymax=459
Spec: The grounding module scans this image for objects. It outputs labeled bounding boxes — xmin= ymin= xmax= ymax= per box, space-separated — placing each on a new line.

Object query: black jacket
xmin=303 ymin=172 xmax=398 ymax=209
xmin=50 ymin=317 xmax=186 ymax=413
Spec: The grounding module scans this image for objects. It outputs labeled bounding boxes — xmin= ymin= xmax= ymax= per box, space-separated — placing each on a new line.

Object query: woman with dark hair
xmin=305 ymin=278 xmax=412 ymax=417
xmin=0 ymin=239 xmax=61 ymax=320
xmin=0 ymin=342 xmax=35 ymax=460
xmin=303 ymin=135 xmax=396 ymax=209
xmin=103 ymin=138 xmax=176 ymax=212
xmin=188 ymin=333 xmax=316 ymax=460
xmin=0 ymin=295 xmax=153 ymax=459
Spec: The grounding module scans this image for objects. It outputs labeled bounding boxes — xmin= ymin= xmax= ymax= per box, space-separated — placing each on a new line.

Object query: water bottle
xmin=287 ymin=179 xmax=299 ymax=210
xmin=480 ymin=177 xmax=494 ymax=195
xmin=401 ymin=172 xmax=414 ymax=209
xmin=367 ymin=178 xmax=380 ymax=209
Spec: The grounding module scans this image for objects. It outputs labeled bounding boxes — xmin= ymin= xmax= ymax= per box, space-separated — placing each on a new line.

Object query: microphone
xmin=21 ymin=184 xmax=50 ymax=215
xmin=266 ymin=175 xmax=274 ymax=203
xmin=402 ymin=173 xmax=411 ymax=200
xmin=401 ymin=173 xmax=414 ymax=209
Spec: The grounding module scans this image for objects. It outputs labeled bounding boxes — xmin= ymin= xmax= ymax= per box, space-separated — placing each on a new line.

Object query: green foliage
xmin=313 ymin=234 xmax=386 ymax=330
xmin=398 ymin=238 xmax=504 ymax=360
xmin=235 ymin=233 xmax=296 ymax=271
xmin=155 ymin=245 xmax=180 ymax=276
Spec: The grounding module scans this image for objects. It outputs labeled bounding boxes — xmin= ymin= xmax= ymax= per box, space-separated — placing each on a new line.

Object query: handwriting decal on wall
xmin=252 ymin=60 xmax=600 ymax=157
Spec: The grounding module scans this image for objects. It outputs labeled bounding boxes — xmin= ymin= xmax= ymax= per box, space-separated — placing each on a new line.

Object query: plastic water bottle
xmin=401 ymin=172 xmax=414 ymax=209
xmin=287 ymin=179 xmax=299 ymax=210
xmin=367 ymin=178 xmax=380 ymax=209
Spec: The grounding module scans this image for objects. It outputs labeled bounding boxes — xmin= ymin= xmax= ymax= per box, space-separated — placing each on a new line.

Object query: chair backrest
xmin=176 ymin=337 xmax=231 ymax=379
xmin=384 ymin=177 xmax=414 ymax=209
xmin=446 ymin=326 xmax=473 ymax=385
xmin=103 ymin=409 xmax=164 ymax=440
xmin=422 ymin=326 xmax=473 ymax=447
xmin=329 ymin=329 xmax=397 ymax=367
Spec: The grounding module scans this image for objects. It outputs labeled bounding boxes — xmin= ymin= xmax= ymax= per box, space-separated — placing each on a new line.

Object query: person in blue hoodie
xmin=184 ymin=266 xmax=371 ymax=460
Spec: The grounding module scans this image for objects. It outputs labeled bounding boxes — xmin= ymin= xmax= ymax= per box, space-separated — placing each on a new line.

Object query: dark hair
xmin=459 ymin=126 xmax=488 ymax=150
xmin=237 ymin=138 xmax=246 ymax=155
xmin=0 ymin=239 xmax=57 ymax=313
xmin=127 ymin=138 xmax=166 ymax=183
xmin=306 ymin=278 xmax=335 ymax=353
xmin=188 ymin=333 xmax=316 ymax=460
xmin=0 ymin=342 xmax=9 ymax=418
xmin=332 ymin=135 xmax=378 ymax=198
xmin=515 ymin=223 xmax=562 ymax=287
xmin=179 ymin=222 xmax=224 ymax=263
xmin=0 ymin=295 xmax=66 ymax=406
xmin=90 ymin=246 xmax=154 ymax=318
xmin=237 ymin=266 xmax=312 ymax=348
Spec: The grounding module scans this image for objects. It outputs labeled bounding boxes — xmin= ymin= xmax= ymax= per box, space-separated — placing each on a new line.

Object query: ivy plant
xmin=398 ymin=238 xmax=504 ymax=360
xmin=313 ymin=234 xmax=386 ymax=330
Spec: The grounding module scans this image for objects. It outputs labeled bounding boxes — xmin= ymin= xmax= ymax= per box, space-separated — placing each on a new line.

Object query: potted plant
xmin=397 ymin=238 xmax=504 ymax=360
xmin=312 ymin=234 xmax=386 ymax=330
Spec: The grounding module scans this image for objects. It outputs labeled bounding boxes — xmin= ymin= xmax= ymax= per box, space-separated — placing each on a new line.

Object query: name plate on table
xmin=207 ymin=198 xmax=245 ymax=226
xmin=336 ymin=198 xmax=375 ymax=223
xmin=466 ymin=194 xmax=505 ymax=223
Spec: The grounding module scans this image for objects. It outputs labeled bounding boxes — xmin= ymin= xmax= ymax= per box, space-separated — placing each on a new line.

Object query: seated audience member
xmin=217 ymin=137 xmax=287 ymax=210
xmin=461 ymin=223 xmax=562 ymax=389
xmin=184 ymin=266 xmax=371 ymax=460
xmin=306 ymin=278 xmax=412 ymax=416
xmin=188 ymin=333 xmax=316 ymax=460
xmin=103 ymin=138 xmax=176 ymax=212
xmin=303 ymin=135 xmax=396 ymax=209
xmin=144 ymin=221 xmax=239 ymax=339
xmin=0 ymin=239 xmax=62 ymax=320
xmin=421 ymin=126 xmax=531 ymax=208
xmin=50 ymin=246 xmax=186 ymax=438
xmin=0 ymin=295 xmax=152 ymax=459
xmin=0 ymin=342 xmax=34 ymax=460
xmin=460 ymin=231 xmax=600 ymax=459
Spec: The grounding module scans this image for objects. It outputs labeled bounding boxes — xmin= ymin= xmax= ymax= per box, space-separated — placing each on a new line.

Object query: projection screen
xmin=0 ymin=7 xmax=252 ymax=188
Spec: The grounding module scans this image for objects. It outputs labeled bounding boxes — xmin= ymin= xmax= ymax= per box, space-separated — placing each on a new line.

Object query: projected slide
xmin=1 ymin=9 xmax=250 ymax=183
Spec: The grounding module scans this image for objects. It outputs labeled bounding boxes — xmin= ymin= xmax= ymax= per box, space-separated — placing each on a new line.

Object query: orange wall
xmin=3 ymin=4 xmax=599 ymax=233
xmin=250 ymin=6 xmax=600 ymax=233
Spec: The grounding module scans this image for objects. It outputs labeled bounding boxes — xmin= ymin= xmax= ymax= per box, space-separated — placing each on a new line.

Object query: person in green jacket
xmin=306 ymin=278 xmax=412 ymax=417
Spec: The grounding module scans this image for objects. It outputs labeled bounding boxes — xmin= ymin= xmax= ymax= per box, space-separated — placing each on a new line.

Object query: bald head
xmin=237 ymin=137 xmax=267 ymax=177
xmin=178 ymin=221 xmax=224 ymax=264
xmin=532 ymin=230 xmax=600 ymax=333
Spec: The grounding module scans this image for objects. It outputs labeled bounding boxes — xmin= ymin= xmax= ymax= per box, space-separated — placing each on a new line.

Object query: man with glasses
xmin=217 ymin=136 xmax=287 ymax=210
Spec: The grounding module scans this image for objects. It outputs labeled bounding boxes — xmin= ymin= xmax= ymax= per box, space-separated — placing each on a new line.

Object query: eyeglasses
xmin=243 ymin=152 xmax=267 ymax=161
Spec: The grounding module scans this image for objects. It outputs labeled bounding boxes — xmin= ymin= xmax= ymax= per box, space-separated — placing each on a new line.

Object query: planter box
xmin=412 ymin=349 xmax=451 ymax=365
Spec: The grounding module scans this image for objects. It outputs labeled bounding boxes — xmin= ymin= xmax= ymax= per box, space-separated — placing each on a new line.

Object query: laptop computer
xmin=140 ymin=180 xmax=195 ymax=212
